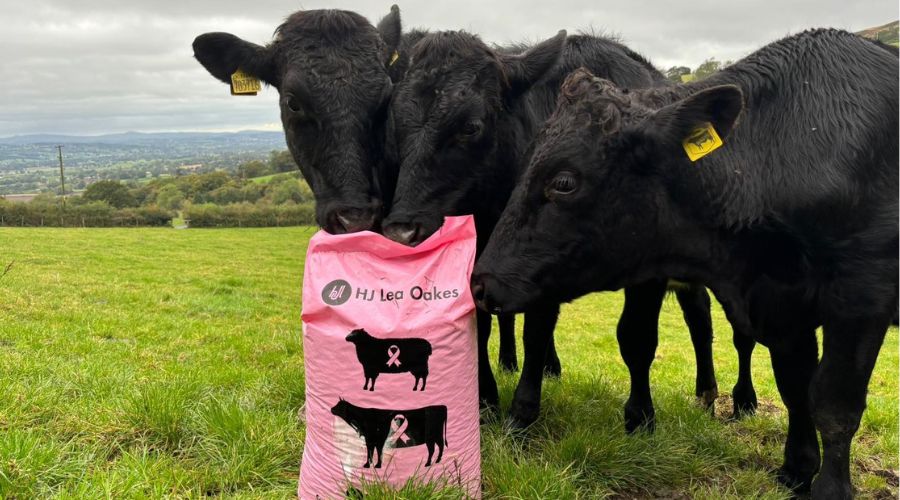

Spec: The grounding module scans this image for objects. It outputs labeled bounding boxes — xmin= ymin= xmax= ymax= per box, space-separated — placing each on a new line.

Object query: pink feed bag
xmin=299 ymin=215 xmax=481 ymax=498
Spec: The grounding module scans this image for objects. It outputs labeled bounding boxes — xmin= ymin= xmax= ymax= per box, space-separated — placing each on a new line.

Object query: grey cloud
xmin=1 ymin=0 xmax=896 ymax=136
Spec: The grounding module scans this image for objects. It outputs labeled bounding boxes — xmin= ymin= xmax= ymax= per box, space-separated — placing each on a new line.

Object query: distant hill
xmin=0 ymin=130 xmax=288 ymax=195
xmin=856 ymin=20 xmax=899 ymax=46
xmin=0 ymin=130 xmax=284 ymax=147
xmin=0 ymin=130 xmax=285 ymax=171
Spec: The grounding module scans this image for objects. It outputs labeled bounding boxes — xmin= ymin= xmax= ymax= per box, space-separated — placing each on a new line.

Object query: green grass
xmin=0 ymin=227 xmax=896 ymax=498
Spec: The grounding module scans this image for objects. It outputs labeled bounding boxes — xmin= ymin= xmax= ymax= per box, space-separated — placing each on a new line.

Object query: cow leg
xmin=477 ymin=309 xmax=500 ymax=413
xmin=810 ymin=315 xmax=888 ymax=499
xmin=498 ymin=313 xmax=518 ymax=371
xmin=436 ymin=438 xmax=444 ymax=463
xmin=420 ymin=372 xmax=427 ymax=391
xmin=425 ymin=441 xmax=435 ymax=466
xmin=769 ymin=329 xmax=820 ymax=493
xmin=731 ymin=327 xmax=758 ymax=418
xmin=508 ymin=302 xmax=560 ymax=429
xmin=413 ymin=375 xmax=420 ymax=391
xmin=374 ymin=439 xmax=384 ymax=469
xmin=675 ymin=284 xmax=718 ymax=410
xmin=363 ymin=440 xmax=373 ymax=468
xmin=618 ymin=279 xmax=667 ymax=433
xmin=369 ymin=374 xmax=377 ymax=392
xmin=543 ymin=329 xmax=562 ymax=377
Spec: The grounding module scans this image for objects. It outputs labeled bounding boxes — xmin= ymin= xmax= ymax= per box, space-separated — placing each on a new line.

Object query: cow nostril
xmin=384 ymin=223 xmax=421 ymax=246
xmin=399 ymin=227 xmax=417 ymax=244
xmin=334 ymin=208 xmax=377 ymax=234
xmin=337 ymin=213 xmax=355 ymax=231
xmin=471 ymin=277 xmax=486 ymax=304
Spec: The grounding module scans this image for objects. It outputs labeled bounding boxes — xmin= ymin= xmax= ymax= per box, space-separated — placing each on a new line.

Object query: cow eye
xmin=460 ymin=120 xmax=483 ymax=137
xmin=283 ymin=93 xmax=305 ymax=114
xmin=546 ymin=171 xmax=578 ymax=198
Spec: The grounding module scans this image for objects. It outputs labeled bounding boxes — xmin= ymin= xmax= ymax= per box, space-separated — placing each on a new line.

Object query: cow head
xmin=382 ymin=30 xmax=566 ymax=245
xmin=345 ymin=328 xmax=370 ymax=343
xmin=193 ymin=7 xmax=403 ymax=234
xmin=331 ymin=398 xmax=360 ymax=429
xmin=472 ymin=68 xmax=743 ymax=312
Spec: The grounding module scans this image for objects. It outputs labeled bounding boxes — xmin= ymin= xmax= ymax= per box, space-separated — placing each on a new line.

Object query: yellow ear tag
xmin=230 ymin=69 xmax=261 ymax=96
xmin=389 ymin=50 xmax=400 ymax=67
xmin=682 ymin=122 xmax=723 ymax=162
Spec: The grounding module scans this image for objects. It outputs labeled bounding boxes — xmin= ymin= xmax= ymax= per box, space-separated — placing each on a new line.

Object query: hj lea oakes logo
xmin=322 ymin=279 xmax=352 ymax=306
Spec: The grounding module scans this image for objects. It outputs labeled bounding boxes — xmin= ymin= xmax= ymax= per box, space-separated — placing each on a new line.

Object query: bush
xmin=0 ymin=200 xmax=173 ymax=227
xmin=183 ymin=202 xmax=315 ymax=228
xmin=82 ymin=180 xmax=138 ymax=208
xmin=155 ymin=185 xmax=185 ymax=211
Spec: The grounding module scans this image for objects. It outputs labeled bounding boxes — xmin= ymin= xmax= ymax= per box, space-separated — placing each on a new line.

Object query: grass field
xmin=0 ymin=227 xmax=896 ymax=498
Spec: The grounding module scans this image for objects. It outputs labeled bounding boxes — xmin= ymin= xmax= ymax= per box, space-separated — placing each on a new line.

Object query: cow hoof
xmin=479 ymin=400 xmax=500 ymax=425
xmin=363 ymin=463 xmax=370 ymax=468
xmin=624 ymin=403 xmax=655 ymax=434
xmin=499 ymin=356 xmax=519 ymax=372
xmin=425 ymin=461 xmax=432 ymax=467
xmin=543 ymin=360 xmax=561 ymax=378
xmin=731 ymin=385 xmax=758 ymax=419
xmin=776 ymin=465 xmax=814 ymax=494
xmin=375 ymin=463 xmax=382 ymax=469
xmin=508 ymin=399 xmax=539 ymax=429
xmin=695 ymin=387 xmax=718 ymax=412
xmin=811 ymin=474 xmax=852 ymax=500
xmin=479 ymin=395 xmax=500 ymax=413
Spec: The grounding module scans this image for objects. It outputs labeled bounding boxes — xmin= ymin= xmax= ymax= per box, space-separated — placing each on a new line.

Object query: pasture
xmin=0 ymin=227 xmax=896 ymax=498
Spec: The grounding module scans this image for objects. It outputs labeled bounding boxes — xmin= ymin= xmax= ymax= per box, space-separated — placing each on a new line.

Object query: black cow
xmin=346 ymin=328 xmax=432 ymax=391
xmin=473 ymin=29 xmax=898 ymax=497
xmin=382 ymin=30 xmax=756 ymax=428
xmin=193 ymin=7 xmax=416 ymax=234
xmin=331 ymin=399 xmax=448 ymax=468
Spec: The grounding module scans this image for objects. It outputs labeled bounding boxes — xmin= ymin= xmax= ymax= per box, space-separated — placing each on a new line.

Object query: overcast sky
xmin=1 ymin=0 xmax=896 ymax=137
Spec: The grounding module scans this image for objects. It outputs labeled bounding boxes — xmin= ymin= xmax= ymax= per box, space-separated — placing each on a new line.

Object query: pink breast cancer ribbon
xmin=386 ymin=345 xmax=401 ymax=367
xmin=390 ymin=415 xmax=410 ymax=445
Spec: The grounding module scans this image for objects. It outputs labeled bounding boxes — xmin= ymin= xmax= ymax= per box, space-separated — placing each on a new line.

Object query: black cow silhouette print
xmin=331 ymin=399 xmax=448 ymax=468
xmin=345 ymin=328 xmax=432 ymax=391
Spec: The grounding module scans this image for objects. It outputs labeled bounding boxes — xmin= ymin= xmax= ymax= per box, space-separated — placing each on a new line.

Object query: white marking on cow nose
xmin=398 ymin=228 xmax=416 ymax=243
xmin=337 ymin=214 xmax=354 ymax=230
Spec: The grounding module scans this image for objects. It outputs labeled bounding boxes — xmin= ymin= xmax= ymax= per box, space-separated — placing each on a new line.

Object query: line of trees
xmin=665 ymin=57 xmax=733 ymax=83
xmin=0 ymin=199 xmax=172 ymax=227
xmin=183 ymin=203 xmax=315 ymax=228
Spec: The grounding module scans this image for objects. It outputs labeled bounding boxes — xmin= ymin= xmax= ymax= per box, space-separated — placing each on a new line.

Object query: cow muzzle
xmin=325 ymin=205 xmax=381 ymax=234
xmin=383 ymin=221 xmax=426 ymax=246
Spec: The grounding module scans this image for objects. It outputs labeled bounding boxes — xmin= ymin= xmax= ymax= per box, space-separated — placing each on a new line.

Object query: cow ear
xmin=193 ymin=32 xmax=279 ymax=88
xmin=648 ymin=85 xmax=744 ymax=147
xmin=377 ymin=5 xmax=402 ymax=60
xmin=500 ymin=30 xmax=566 ymax=96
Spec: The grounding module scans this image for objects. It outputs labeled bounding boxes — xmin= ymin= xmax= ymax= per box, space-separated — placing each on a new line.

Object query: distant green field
xmin=249 ymin=172 xmax=301 ymax=184
xmin=0 ymin=227 xmax=896 ymax=498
